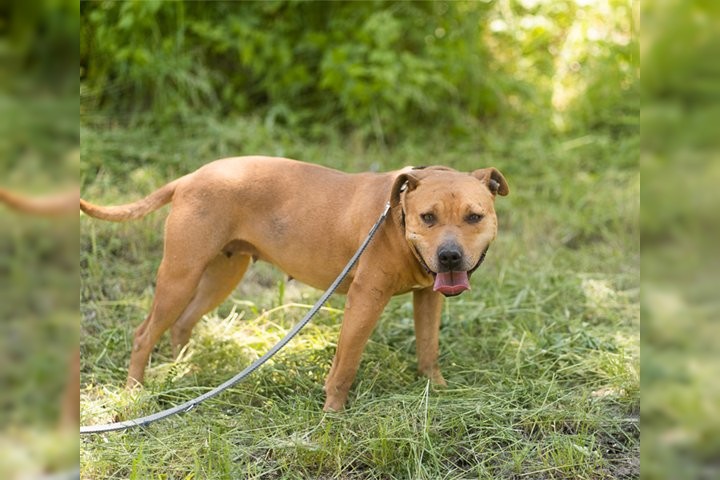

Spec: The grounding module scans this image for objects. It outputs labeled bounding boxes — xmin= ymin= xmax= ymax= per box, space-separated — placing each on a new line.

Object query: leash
xmin=80 ymin=202 xmax=391 ymax=434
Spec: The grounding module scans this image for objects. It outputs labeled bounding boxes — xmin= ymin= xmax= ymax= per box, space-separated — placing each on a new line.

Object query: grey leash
xmin=80 ymin=201 xmax=391 ymax=434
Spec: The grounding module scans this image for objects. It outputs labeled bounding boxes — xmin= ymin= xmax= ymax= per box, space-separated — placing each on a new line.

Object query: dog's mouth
xmin=412 ymin=245 xmax=490 ymax=297
xmin=433 ymin=271 xmax=471 ymax=297
xmin=430 ymin=245 xmax=490 ymax=297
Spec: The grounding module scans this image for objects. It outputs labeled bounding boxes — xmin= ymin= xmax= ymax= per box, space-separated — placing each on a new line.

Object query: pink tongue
xmin=433 ymin=271 xmax=470 ymax=296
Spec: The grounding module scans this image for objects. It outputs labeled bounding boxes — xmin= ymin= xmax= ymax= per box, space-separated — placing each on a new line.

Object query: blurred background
xmin=0 ymin=0 xmax=79 ymax=478
xmin=642 ymin=1 xmax=720 ymax=479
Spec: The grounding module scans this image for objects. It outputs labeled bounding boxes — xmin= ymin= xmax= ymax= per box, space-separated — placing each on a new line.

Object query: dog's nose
xmin=437 ymin=244 xmax=463 ymax=271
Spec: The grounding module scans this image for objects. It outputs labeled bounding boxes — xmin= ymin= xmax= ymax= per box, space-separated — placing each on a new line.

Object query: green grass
xmin=80 ymin=117 xmax=639 ymax=479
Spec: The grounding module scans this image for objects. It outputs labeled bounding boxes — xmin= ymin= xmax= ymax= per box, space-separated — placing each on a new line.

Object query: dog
xmin=80 ymin=157 xmax=509 ymax=411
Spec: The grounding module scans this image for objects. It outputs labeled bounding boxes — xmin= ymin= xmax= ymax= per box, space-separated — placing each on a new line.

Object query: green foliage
xmin=81 ymin=0 xmax=637 ymax=140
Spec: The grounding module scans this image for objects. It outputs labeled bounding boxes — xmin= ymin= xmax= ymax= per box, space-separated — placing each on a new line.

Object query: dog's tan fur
xmin=80 ymin=157 xmax=508 ymax=411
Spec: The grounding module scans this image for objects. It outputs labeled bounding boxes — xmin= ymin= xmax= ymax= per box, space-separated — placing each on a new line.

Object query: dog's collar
xmin=395 ymin=190 xmax=427 ymax=274
xmin=398 ymin=203 xmax=432 ymax=276
xmin=398 ymin=181 xmax=409 ymax=229
xmin=409 ymin=241 xmax=433 ymax=275
xmin=468 ymin=246 xmax=490 ymax=275
xmin=411 ymin=243 xmax=489 ymax=275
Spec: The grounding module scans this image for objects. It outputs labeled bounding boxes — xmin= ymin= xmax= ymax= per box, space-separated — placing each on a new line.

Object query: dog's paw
xmin=422 ymin=369 xmax=447 ymax=387
xmin=125 ymin=377 xmax=145 ymax=391
xmin=322 ymin=396 xmax=346 ymax=413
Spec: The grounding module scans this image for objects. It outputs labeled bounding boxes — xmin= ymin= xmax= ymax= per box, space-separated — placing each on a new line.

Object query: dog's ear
xmin=390 ymin=172 xmax=420 ymax=208
xmin=472 ymin=168 xmax=509 ymax=196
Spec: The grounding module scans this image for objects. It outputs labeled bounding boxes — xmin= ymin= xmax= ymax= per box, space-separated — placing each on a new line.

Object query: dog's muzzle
xmin=433 ymin=245 xmax=490 ymax=297
xmin=412 ymin=241 xmax=490 ymax=297
xmin=432 ymin=243 xmax=471 ymax=296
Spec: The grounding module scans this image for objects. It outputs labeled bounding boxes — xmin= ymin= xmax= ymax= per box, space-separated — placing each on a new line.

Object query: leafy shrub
xmin=81 ymin=0 xmax=638 ymax=141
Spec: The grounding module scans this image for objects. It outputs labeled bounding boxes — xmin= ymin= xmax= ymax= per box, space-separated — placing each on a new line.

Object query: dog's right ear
xmin=390 ymin=172 xmax=420 ymax=208
xmin=472 ymin=167 xmax=510 ymax=196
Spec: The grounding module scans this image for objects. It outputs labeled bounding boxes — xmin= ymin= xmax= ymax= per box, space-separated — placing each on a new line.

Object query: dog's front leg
xmin=323 ymin=280 xmax=392 ymax=412
xmin=413 ymin=287 xmax=447 ymax=386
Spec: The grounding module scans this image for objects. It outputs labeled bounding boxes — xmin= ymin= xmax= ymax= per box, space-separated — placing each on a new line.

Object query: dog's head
xmin=391 ymin=166 xmax=509 ymax=297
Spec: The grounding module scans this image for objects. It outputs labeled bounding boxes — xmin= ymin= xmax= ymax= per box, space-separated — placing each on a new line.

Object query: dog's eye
xmin=420 ymin=213 xmax=436 ymax=225
xmin=465 ymin=213 xmax=484 ymax=224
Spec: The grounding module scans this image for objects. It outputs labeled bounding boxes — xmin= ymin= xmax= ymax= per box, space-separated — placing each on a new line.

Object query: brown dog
xmin=80 ymin=157 xmax=509 ymax=411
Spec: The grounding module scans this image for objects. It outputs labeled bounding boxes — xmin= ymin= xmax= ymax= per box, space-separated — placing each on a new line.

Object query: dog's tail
xmin=80 ymin=179 xmax=179 ymax=222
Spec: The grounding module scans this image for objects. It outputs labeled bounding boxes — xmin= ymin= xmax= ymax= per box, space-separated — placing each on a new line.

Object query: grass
xmin=80 ymin=116 xmax=639 ymax=479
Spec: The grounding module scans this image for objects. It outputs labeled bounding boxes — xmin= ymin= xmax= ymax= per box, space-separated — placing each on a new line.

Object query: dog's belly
xmin=221 ymin=237 xmax=355 ymax=294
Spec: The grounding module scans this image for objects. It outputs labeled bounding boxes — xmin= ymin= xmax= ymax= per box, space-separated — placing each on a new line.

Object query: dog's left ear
xmin=472 ymin=168 xmax=509 ymax=196
xmin=390 ymin=172 xmax=420 ymax=208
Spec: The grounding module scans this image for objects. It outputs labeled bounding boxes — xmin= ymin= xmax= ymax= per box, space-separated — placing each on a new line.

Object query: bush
xmin=81 ymin=0 xmax=638 ymax=141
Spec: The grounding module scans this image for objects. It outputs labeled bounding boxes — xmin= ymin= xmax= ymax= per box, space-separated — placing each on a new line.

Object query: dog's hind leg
xmin=171 ymin=253 xmax=251 ymax=357
xmin=126 ymin=260 xmax=203 ymax=387
xmin=125 ymin=210 xmax=231 ymax=387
